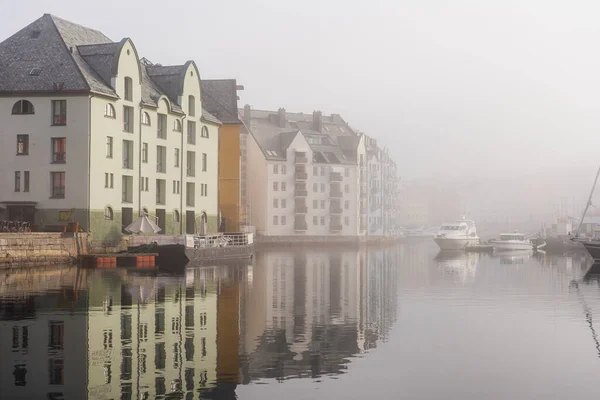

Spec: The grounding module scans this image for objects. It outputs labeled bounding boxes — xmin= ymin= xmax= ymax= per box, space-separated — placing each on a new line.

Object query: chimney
xmin=313 ymin=110 xmax=322 ymax=132
xmin=243 ymin=104 xmax=251 ymax=126
xmin=277 ymin=108 xmax=286 ymax=128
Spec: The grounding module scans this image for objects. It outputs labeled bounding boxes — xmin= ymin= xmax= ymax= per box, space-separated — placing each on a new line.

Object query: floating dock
xmin=80 ymin=253 xmax=157 ymax=269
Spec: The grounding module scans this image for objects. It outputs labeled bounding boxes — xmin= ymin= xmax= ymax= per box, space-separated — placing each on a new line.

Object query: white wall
xmin=246 ymin=133 xmax=267 ymax=234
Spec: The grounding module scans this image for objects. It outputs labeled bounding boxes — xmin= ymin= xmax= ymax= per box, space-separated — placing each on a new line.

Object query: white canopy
xmin=125 ymin=215 xmax=161 ymax=234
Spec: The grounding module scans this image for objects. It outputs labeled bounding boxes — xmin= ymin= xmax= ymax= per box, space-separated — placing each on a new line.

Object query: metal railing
xmin=192 ymin=232 xmax=252 ymax=248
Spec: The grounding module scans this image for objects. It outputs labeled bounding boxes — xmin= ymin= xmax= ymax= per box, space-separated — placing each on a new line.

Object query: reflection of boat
xmin=434 ymin=251 xmax=479 ymax=283
xmin=433 ymin=219 xmax=479 ymax=250
xmin=491 ymin=232 xmax=533 ymax=251
xmin=491 ymin=250 xmax=532 ymax=265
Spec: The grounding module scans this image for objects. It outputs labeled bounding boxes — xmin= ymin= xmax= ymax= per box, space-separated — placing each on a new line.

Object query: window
xmin=281 ymin=199 xmax=287 ymax=208
xmin=320 ymin=200 xmax=325 ymax=209
xmin=157 ymin=146 xmax=166 ymax=173
xmin=50 ymin=172 xmax=65 ymax=198
xmin=186 ymin=151 xmax=195 ymax=177
xmin=313 ymin=183 xmax=318 ymax=193
xmin=142 ymin=112 xmax=150 ymax=125
xmin=104 ymin=206 xmax=113 ymax=220
xmin=345 ymin=168 xmax=349 ymax=177
xmin=313 ymin=216 xmax=318 ymax=225
xmin=320 ymin=167 xmax=325 ymax=176
xmin=202 ymin=153 xmax=207 ymax=172
xmin=51 ymin=100 xmax=66 ymax=125
xmin=49 ymin=359 xmax=64 ymax=385
xmin=281 ymin=165 xmax=287 ymax=174
xmin=188 ymin=95 xmax=195 ymax=117
xmin=124 ymin=77 xmax=132 ymax=101
xmin=273 ymin=216 xmax=278 ymax=225
xmin=144 ymin=177 xmax=149 ymax=191
xmin=273 ymin=164 xmax=278 ymax=174
xmin=105 ymin=103 xmax=115 ymax=118
xmin=123 ymin=106 xmax=133 ymax=132
xmin=24 ymin=171 xmax=29 ymax=192
xmin=345 ymin=184 xmax=350 ymax=193
xmin=157 ymin=114 xmax=167 ymax=139
xmin=273 ymin=182 xmax=278 ymax=191
xmin=201 ymin=126 xmax=209 ymax=138
xmin=320 ymin=216 xmax=325 ymax=225
xmin=140 ymin=176 xmax=145 ymax=191
xmin=313 ymin=166 xmax=318 ymax=176
xmin=49 ymin=322 xmax=64 ymax=350
xmin=281 ymin=216 xmax=287 ymax=225
xmin=187 ymin=121 xmax=196 ymax=144
xmin=122 ymin=176 xmax=133 ymax=203
xmin=281 ymin=182 xmax=286 ymax=191
xmin=106 ymin=137 xmax=113 ymax=158
xmin=174 ymin=148 xmax=180 ymax=167
xmin=200 ymin=183 xmax=208 ymax=197
xmin=142 ymin=143 xmax=148 ymax=163
xmin=14 ymin=171 xmax=20 ymax=192
xmin=174 ymin=119 xmax=182 ymax=132
xmin=105 ymin=173 xmax=114 ymax=188
xmin=122 ymin=140 xmax=134 ymax=169
xmin=321 ymin=183 xmax=325 ymax=193
xmin=273 ymin=199 xmax=279 ymax=208
xmin=313 ymin=200 xmax=317 ymax=209
xmin=344 ymin=216 xmax=350 ymax=226
xmin=17 ymin=135 xmax=28 ymax=155
xmin=12 ymin=100 xmax=34 ymax=115
xmin=345 ymin=200 xmax=349 ymax=210
xmin=156 ymin=179 xmax=166 ymax=205
xmin=51 ymin=138 xmax=66 ymax=163
xmin=173 ymin=180 xmax=181 ymax=194
xmin=186 ymin=183 xmax=195 ymax=206
xmin=173 ymin=210 xmax=180 ymax=223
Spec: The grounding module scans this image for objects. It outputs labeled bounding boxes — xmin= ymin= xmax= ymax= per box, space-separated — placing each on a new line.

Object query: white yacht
xmin=491 ymin=232 xmax=533 ymax=251
xmin=433 ymin=219 xmax=479 ymax=250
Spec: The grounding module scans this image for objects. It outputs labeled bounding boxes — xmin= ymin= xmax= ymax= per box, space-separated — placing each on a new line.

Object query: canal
xmin=2 ymin=241 xmax=600 ymax=399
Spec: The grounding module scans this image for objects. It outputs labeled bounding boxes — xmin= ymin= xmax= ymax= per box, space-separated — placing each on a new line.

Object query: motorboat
xmin=433 ymin=219 xmax=479 ymax=250
xmin=491 ymin=232 xmax=534 ymax=251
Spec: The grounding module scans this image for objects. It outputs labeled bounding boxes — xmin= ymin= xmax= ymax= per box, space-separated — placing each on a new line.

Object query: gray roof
xmin=240 ymin=107 xmax=358 ymax=163
xmin=201 ymin=79 xmax=240 ymax=124
xmin=146 ymin=64 xmax=187 ymax=103
xmin=202 ymin=109 xmax=222 ymax=125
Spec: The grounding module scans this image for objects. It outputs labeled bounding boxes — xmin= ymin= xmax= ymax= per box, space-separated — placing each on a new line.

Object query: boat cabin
xmin=499 ymin=233 xmax=526 ymax=241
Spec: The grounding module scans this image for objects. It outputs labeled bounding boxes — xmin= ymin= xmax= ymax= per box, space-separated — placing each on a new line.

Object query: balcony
xmin=295 ymin=171 xmax=308 ymax=181
xmin=295 ymin=155 xmax=308 ymax=164
xmin=295 ymin=204 xmax=308 ymax=214
xmin=330 ymin=223 xmax=343 ymax=232
xmin=330 ymin=205 xmax=343 ymax=214
xmin=331 ymin=191 xmax=343 ymax=198
xmin=330 ymin=172 xmax=342 ymax=182
xmin=295 ymin=188 xmax=308 ymax=197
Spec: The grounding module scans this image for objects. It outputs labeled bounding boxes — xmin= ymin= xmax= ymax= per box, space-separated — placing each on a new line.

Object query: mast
xmin=577 ymin=165 xmax=600 ymax=235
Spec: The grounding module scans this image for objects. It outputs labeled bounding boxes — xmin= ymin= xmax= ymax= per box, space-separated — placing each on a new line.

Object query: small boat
xmin=433 ymin=218 xmax=479 ymax=250
xmin=491 ymin=232 xmax=534 ymax=251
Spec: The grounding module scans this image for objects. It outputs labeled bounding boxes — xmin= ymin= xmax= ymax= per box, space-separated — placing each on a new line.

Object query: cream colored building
xmin=0 ymin=14 xmax=220 ymax=242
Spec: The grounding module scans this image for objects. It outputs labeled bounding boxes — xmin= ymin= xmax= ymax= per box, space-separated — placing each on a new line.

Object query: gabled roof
xmin=201 ymin=79 xmax=240 ymax=125
xmin=146 ymin=64 xmax=187 ymax=103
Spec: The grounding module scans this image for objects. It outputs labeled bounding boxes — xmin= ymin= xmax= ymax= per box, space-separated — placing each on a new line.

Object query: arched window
xmin=201 ymin=126 xmax=209 ymax=138
xmin=174 ymin=119 xmax=182 ymax=132
xmin=104 ymin=103 xmax=115 ymax=118
xmin=173 ymin=210 xmax=180 ymax=223
xmin=12 ymin=100 xmax=34 ymax=115
xmin=104 ymin=206 xmax=113 ymax=220
xmin=124 ymin=77 xmax=133 ymax=101
xmin=142 ymin=112 xmax=150 ymax=126
xmin=142 ymin=207 xmax=149 ymax=216
xmin=188 ymin=95 xmax=195 ymax=117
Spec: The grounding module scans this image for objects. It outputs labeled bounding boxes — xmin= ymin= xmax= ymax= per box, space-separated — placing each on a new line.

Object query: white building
xmin=0 ymin=14 xmax=220 ymax=243
xmin=242 ymin=107 xmax=365 ymax=237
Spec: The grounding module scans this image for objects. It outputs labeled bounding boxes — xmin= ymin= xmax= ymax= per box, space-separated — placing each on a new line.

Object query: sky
xmin=3 ymin=0 xmax=600 ymax=179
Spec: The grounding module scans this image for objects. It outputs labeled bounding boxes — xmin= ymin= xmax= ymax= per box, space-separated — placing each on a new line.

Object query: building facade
xmin=0 ymin=14 xmax=220 ymax=242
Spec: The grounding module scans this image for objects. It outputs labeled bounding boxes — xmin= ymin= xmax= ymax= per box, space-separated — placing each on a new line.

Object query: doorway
xmin=186 ymin=211 xmax=195 ymax=234
xmin=155 ymin=209 xmax=166 ymax=234
xmin=121 ymin=207 xmax=133 ymax=233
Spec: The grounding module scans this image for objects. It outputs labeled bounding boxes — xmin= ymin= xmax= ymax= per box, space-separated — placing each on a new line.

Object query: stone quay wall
xmin=0 ymin=233 xmax=87 ymax=269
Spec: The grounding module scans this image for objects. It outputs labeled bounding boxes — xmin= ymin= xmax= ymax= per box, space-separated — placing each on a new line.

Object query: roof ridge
xmin=46 ymin=14 xmax=109 ymax=39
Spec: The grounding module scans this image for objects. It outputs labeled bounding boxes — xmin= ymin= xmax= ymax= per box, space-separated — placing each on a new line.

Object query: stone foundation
xmin=0 ymin=233 xmax=87 ymax=269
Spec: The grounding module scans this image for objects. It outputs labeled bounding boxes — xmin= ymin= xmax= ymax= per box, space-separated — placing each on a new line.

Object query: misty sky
xmin=3 ymin=0 xmax=600 ymax=179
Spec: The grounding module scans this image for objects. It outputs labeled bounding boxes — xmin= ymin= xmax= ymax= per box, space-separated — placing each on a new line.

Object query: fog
xmin=3 ymin=0 xmax=600 ymax=229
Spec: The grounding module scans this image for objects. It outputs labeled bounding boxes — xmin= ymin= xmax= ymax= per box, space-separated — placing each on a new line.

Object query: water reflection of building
xmin=240 ymin=247 xmax=399 ymax=381
xmin=434 ymin=251 xmax=479 ymax=285
xmin=0 ymin=267 xmax=241 ymax=400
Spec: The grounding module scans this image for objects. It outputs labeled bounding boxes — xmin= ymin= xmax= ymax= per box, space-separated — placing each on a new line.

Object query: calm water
xmin=2 ymin=242 xmax=600 ymax=399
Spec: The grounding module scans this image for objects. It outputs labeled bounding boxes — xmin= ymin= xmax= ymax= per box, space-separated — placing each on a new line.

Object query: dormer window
xmin=124 ymin=77 xmax=132 ymax=101
xmin=201 ymin=126 xmax=209 ymax=138
xmin=188 ymin=95 xmax=195 ymax=117
xmin=12 ymin=100 xmax=34 ymax=115
xmin=142 ymin=112 xmax=151 ymax=126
